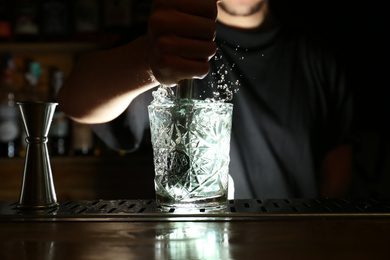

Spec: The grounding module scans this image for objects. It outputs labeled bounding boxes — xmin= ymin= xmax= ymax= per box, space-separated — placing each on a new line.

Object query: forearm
xmin=58 ymin=35 xmax=159 ymax=124
xmin=58 ymin=0 xmax=219 ymax=124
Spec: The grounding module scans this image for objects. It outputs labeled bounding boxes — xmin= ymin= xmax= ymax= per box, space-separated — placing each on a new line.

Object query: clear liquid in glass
xmin=148 ymin=98 xmax=233 ymax=210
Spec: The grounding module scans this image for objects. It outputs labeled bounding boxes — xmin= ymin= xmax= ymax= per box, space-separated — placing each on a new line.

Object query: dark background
xmin=272 ymin=0 xmax=389 ymax=132
xmin=271 ymin=0 xmax=390 ymax=197
xmin=1 ymin=0 xmax=389 ymax=199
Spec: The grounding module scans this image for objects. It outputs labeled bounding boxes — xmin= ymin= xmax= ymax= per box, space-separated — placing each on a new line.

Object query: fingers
xmin=153 ymin=35 xmax=217 ymax=61
xmin=150 ymin=55 xmax=212 ymax=85
xmin=148 ymin=10 xmax=217 ymax=41
xmin=153 ymin=0 xmax=218 ymax=20
xmin=147 ymin=0 xmax=218 ymax=85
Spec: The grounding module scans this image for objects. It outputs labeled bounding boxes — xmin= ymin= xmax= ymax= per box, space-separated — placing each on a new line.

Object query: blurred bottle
xmin=18 ymin=60 xmax=44 ymax=157
xmin=0 ymin=53 xmax=21 ymax=158
xmin=48 ymin=68 xmax=70 ymax=156
xmin=132 ymin=0 xmax=153 ymax=25
xmin=73 ymin=0 xmax=101 ymax=41
xmin=22 ymin=60 xmax=43 ymax=101
xmin=71 ymin=122 xmax=94 ymax=156
xmin=0 ymin=0 xmax=13 ymax=42
xmin=103 ymin=0 xmax=131 ymax=42
xmin=40 ymin=0 xmax=71 ymax=41
xmin=13 ymin=0 xmax=40 ymax=41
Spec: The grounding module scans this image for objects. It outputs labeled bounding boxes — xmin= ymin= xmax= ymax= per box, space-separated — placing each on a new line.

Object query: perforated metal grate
xmin=1 ymin=199 xmax=390 ymax=222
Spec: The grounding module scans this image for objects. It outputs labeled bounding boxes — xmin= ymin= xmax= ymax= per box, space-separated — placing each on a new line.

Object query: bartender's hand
xmin=147 ymin=0 xmax=219 ymax=85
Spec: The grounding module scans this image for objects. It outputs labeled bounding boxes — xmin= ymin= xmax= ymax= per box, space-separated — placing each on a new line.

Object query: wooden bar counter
xmin=1 ymin=199 xmax=390 ymax=259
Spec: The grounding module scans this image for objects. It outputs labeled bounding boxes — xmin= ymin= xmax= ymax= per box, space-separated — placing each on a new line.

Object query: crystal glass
xmin=149 ymin=98 xmax=233 ymax=210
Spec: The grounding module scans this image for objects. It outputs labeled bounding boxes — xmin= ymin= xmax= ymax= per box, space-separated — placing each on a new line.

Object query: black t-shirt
xmin=93 ymin=22 xmax=352 ymax=199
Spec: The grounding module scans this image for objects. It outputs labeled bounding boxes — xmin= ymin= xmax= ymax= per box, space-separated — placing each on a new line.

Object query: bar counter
xmin=1 ymin=199 xmax=390 ymax=259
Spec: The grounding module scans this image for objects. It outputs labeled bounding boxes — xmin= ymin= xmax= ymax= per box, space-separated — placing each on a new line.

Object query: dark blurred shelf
xmin=0 ymin=42 xmax=104 ymax=54
xmin=0 ymin=154 xmax=155 ymax=201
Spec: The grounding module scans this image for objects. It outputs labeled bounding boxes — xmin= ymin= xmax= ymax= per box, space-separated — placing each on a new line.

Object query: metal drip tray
xmin=1 ymin=199 xmax=390 ymax=222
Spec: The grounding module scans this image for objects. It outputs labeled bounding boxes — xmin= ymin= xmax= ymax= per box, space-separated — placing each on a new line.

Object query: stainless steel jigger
xmin=17 ymin=102 xmax=58 ymax=210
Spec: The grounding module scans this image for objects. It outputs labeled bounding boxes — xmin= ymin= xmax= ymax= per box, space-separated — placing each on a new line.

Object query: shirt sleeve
xmin=91 ymin=88 xmax=155 ymax=152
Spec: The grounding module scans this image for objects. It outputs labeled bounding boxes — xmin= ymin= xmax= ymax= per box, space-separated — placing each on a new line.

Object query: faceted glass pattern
xmin=148 ymin=99 xmax=233 ymax=209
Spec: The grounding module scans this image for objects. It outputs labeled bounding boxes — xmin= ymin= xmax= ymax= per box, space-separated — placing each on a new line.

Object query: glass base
xmin=156 ymin=193 xmax=227 ymax=212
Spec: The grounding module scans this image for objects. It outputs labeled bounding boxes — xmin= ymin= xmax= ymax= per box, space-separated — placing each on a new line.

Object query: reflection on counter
xmin=20 ymin=241 xmax=56 ymax=260
xmin=154 ymin=222 xmax=231 ymax=260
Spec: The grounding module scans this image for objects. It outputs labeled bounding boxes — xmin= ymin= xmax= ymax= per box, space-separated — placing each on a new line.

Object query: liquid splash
xmin=207 ymin=43 xmax=245 ymax=102
xmin=151 ymin=84 xmax=175 ymax=105
xmin=152 ymin=42 xmax=246 ymax=103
